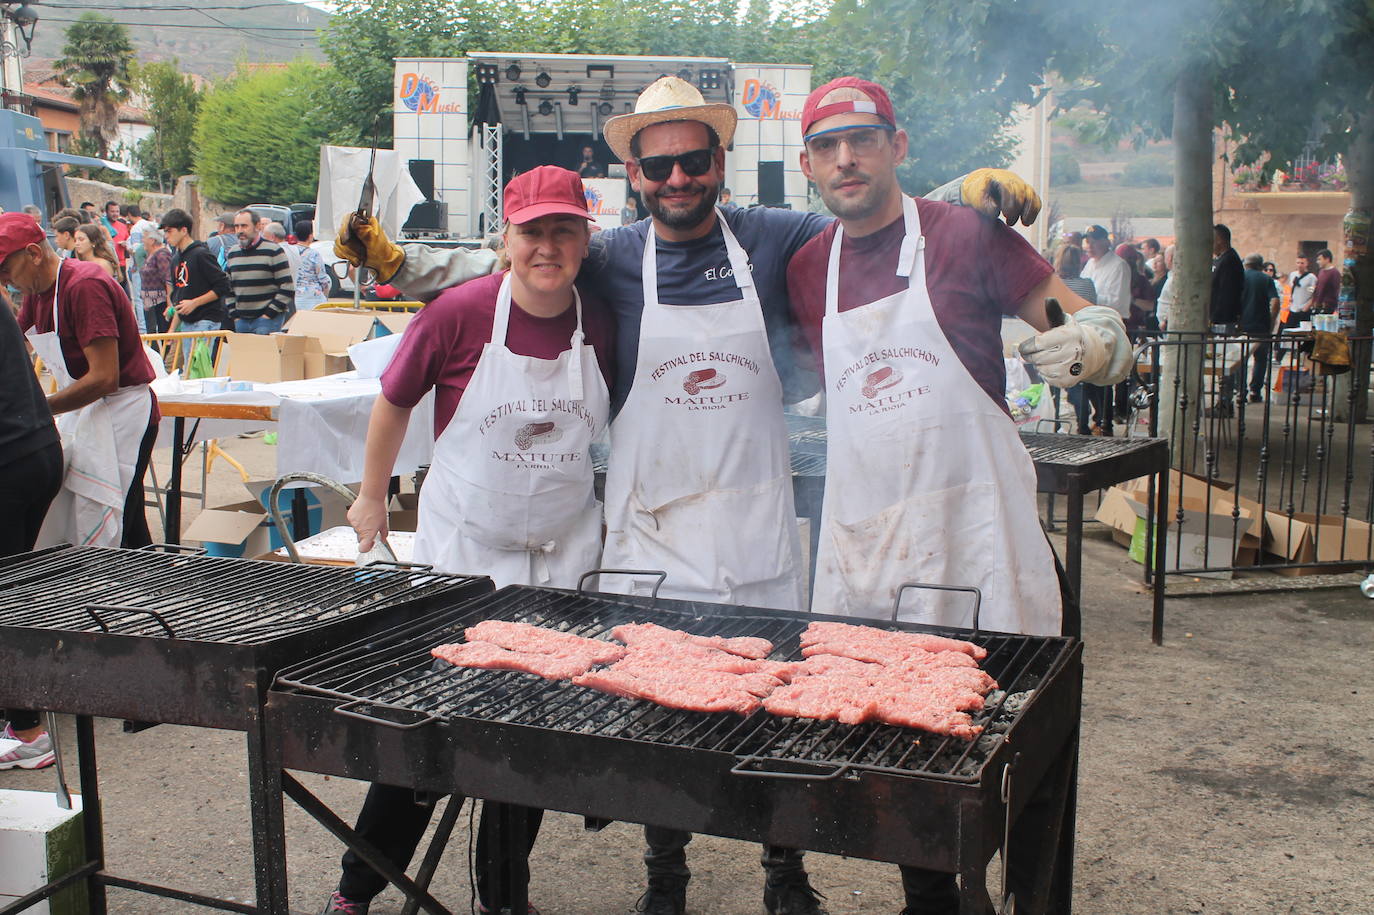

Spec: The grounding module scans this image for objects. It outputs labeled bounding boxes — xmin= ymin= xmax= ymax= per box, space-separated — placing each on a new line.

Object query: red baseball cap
xmin=801 ymin=77 xmax=897 ymax=138
xmin=0 ymin=212 xmax=46 ymax=263
xmin=504 ymin=166 xmax=594 ymax=225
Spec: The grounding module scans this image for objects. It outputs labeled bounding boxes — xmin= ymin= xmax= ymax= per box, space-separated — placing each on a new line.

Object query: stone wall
xmin=170 ymin=175 xmax=235 ymax=239
xmin=1213 ymin=135 xmax=1349 ymax=273
xmin=64 ymin=176 xmax=171 ymax=219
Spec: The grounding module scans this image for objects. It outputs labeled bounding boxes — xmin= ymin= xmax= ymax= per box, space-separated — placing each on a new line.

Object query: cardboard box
xmin=1125 ymin=496 xmax=1251 ymax=580
xmin=287 ymin=311 xmax=378 ymax=378
xmin=226 ymin=332 xmax=305 ymax=383
xmin=183 ymin=499 xmax=276 ymax=558
xmin=1095 ymin=469 xmax=1260 ymax=575
xmin=1263 ymin=511 xmax=1374 ymax=575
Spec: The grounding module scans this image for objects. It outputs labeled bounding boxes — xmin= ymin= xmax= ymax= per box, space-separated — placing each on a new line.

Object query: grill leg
xmin=1151 ymin=464 xmax=1169 ymax=645
xmin=280 ymin=773 xmax=452 ymax=915
xmin=166 ymin=417 xmax=185 ymax=544
xmin=76 ymin=715 xmax=108 ymax=915
xmin=1065 ymin=472 xmax=1084 ymax=612
xmin=399 ymin=796 xmax=463 ymax=915
xmin=246 ymin=683 xmax=290 ymax=915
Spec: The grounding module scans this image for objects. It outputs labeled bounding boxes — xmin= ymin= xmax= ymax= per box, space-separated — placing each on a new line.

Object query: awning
xmin=31 ymin=149 xmax=130 ymax=172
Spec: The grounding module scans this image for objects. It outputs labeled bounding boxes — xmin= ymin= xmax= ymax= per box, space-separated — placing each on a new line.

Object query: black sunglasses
xmin=636 ymin=147 xmax=714 ymax=182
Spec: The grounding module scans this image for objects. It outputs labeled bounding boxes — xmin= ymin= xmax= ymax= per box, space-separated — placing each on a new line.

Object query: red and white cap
xmin=0 ymin=212 xmax=46 ymax=263
xmin=800 ymin=77 xmax=897 ymax=139
xmin=503 ymin=165 xmax=594 ymax=225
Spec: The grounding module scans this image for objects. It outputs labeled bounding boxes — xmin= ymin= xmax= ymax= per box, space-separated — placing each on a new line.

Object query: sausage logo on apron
xmin=483 ymin=398 xmax=595 ymax=469
xmin=653 ymin=351 xmax=760 ymax=411
xmin=837 ymin=347 xmax=941 ymax=416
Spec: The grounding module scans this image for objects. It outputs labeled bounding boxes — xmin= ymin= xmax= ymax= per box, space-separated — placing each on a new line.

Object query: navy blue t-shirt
xmin=581 ymin=206 xmax=831 ymax=412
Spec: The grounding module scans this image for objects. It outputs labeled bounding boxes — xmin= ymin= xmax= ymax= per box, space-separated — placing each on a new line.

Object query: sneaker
xmin=0 ymin=725 xmax=55 ymax=770
xmin=479 ymin=904 xmax=540 ymax=915
xmin=1248 ymin=392 xmax=1264 ymax=403
xmin=633 ymin=881 xmax=687 ymax=915
xmin=764 ymin=879 xmax=829 ymax=915
xmin=318 ymin=892 xmax=369 ymax=915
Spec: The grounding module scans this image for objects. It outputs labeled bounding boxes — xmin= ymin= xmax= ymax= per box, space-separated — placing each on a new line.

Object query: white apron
xmin=812 ymin=197 xmax=1060 ymax=635
xmin=602 ymin=210 xmax=804 ymax=611
xmin=412 ymin=275 xmax=609 ymax=587
xmin=28 ymin=258 xmax=154 ymax=548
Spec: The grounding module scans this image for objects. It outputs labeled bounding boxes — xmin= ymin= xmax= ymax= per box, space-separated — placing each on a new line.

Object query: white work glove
xmin=1018 ymin=305 xmax=1131 ymax=388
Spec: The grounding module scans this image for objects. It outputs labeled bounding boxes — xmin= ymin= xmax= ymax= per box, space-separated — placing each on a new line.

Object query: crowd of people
xmin=0 ymin=200 xmax=332 ymax=773
xmin=1048 ymin=219 xmax=1343 ymax=430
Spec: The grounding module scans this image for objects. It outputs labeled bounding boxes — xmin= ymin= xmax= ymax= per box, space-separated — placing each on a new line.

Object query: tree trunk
xmin=1332 ymin=109 xmax=1374 ymax=423
xmin=1160 ymin=60 xmax=1213 ymax=455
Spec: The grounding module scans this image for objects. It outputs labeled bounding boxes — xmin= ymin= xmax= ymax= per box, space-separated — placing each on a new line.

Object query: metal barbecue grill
xmin=0 ymin=544 xmax=491 ymax=915
xmin=267 ymin=584 xmax=1082 ymax=915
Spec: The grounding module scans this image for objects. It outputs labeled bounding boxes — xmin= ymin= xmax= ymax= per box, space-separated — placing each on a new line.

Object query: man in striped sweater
xmin=226 ymin=208 xmax=295 ymax=333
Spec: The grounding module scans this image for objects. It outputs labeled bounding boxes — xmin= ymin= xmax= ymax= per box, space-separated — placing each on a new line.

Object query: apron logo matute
xmin=861 ymin=365 xmax=903 ymax=399
xmin=683 ymin=368 xmax=727 ymax=394
xmin=514 ymin=421 xmax=563 ymax=450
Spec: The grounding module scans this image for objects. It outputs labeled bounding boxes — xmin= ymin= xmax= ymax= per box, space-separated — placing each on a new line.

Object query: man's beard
xmin=820 ymin=169 xmax=889 ymax=223
xmin=644 ymin=183 xmax=719 ymax=232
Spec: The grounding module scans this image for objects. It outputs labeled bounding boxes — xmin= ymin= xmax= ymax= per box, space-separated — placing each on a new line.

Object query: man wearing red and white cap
xmin=787 ymin=76 xmax=1129 ymax=915
xmin=323 ymin=166 xmax=615 ymax=915
xmin=3 ymin=211 xmax=159 ymax=550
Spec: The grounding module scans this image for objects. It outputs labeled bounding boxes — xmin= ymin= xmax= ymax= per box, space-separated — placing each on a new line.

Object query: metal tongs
xmin=347 ymin=118 xmax=382 ymax=308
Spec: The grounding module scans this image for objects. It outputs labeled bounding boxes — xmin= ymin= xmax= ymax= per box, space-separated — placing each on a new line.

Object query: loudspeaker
xmin=409 ymin=159 xmax=435 ymax=200
xmin=758 ymin=161 xmax=785 ymax=206
xmin=403 ymin=200 xmax=448 ymax=233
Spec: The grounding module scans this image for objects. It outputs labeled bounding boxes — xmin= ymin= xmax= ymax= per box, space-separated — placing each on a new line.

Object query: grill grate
xmin=278 ymin=586 xmax=1073 ymax=782
xmin=0 ymin=546 xmax=487 ymax=643
xmin=1018 ymin=431 xmax=1158 ymax=465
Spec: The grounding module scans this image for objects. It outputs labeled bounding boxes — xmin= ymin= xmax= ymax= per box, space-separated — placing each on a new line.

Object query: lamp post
xmin=0 ymin=0 xmax=37 ymax=110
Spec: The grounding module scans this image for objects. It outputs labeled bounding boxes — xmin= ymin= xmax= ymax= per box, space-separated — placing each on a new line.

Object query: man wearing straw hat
xmin=335 ymin=75 xmax=1041 ymax=915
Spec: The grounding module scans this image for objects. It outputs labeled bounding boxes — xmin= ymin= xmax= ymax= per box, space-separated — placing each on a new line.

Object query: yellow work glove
xmin=334 ymin=215 xmax=405 ymax=282
xmin=961 ymin=168 xmax=1042 ymax=227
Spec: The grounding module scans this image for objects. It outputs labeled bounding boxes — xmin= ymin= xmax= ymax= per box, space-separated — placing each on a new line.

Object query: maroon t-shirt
xmin=786 ymin=198 xmax=1052 ymax=408
xmin=382 ymin=270 xmax=616 ymax=435
xmin=1313 ymin=265 xmax=1340 ymax=311
xmin=19 ymin=257 xmax=156 ymax=390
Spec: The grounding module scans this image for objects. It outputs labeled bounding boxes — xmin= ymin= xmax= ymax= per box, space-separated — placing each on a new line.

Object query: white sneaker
xmin=0 ymin=724 xmax=56 ymax=770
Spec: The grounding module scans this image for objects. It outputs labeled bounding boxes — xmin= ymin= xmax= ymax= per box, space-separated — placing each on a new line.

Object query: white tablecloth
xmin=154 ymin=372 xmax=435 ymax=482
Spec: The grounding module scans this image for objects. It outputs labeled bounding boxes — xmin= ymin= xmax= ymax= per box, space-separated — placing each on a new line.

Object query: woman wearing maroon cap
xmin=321 ymin=165 xmax=615 ymax=915
xmin=2 ymin=212 xmax=158 ymax=550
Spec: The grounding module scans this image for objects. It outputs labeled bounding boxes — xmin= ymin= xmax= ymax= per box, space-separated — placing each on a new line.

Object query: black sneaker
xmin=319 ymin=892 xmax=369 ymax=915
xmin=633 ymin=881 xmax=687 ymax=915
xmin=764 ymin=878 xmax=829 ymax=915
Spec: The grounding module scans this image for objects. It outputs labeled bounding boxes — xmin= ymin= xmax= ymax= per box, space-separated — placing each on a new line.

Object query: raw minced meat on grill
xmin=465 ymin=620 xmax=625 ymax=665
xmin=762 ymin=677 xmax=984 ymax=737
xmin=615 ymin=638 xmax=793 ymax=679
xmin=786 ymin=654 xmax=997 ymax=694
xmin=801 ymin=621 xmax=987 ymax=660
xmin=573 ymin=665 xmax=762 ymax=715
xmin=610 ymin=654 xmax=785 ymax=697
xmin=610 ymin=621 xmax=774 ymax=660
xmin=431 ymin=642 xmax=598 ymax=681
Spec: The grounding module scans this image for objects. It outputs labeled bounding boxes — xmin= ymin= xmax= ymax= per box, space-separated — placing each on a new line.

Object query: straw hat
xmin=603 ymin=76 xmax=737 ymax=162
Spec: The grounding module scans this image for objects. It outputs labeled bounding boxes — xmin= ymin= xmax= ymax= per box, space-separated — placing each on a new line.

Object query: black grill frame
xmin=265 ymin=585 xmax=1082 ymax=914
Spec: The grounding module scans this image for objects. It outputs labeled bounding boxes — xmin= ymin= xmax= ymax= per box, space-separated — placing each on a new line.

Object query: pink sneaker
xmin=0 ymin=724 xmax=55 ymax=770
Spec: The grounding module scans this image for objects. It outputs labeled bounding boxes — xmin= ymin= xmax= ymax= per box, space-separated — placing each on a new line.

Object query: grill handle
xmin=139 ymin=542 xmax=208 ymax=556
xmin=892 ymin=582 xmax=983 ymax=634
xmin=357 ymin=559 xmax=435 ymax=572
xmin=577 ymin=568 xmax=667 ymax=600
xmin=85 ymin=604 xmax=177 ymax=638
xmin=729 ymin=756 xmax=855 ymax=782
xmin=334 ymin=699 xmax=438 ymax=730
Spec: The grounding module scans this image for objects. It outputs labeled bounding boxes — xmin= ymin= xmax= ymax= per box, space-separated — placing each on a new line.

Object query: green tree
xmin=853 ymin=0 xmax=1374 ymax=426
xmin=133 ymin=61 xmax=203 ymax=192
xmin=55 ymin=13 xmax=135 ymax=160
xmin=193 ymin=61 xmax=333 ymax=203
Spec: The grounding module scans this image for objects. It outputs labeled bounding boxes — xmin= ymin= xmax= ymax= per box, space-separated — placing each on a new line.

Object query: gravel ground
xmin=4 ymin=436 xmax=1372 ymax=914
